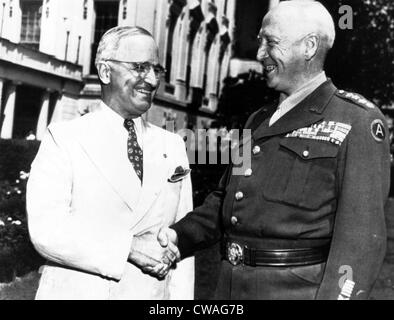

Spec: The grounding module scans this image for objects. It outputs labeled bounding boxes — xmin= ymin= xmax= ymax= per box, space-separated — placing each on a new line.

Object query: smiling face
xmin=256 ymin=11 xmax=308 ymax=96
xmin=107 ymin=35 xmax=160 ymax=118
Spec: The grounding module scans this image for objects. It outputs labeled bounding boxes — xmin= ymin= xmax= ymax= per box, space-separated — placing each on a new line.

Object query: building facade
xmin=0 ymin=0 xmax=278 ymax=140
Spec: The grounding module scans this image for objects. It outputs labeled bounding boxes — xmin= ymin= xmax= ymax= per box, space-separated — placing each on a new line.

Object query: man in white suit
xmin=26 ymin=26 xmax=194 ymax=300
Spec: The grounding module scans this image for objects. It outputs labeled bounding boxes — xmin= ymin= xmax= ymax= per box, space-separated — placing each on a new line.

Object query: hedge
xmin=0 ymin=139 xmax=40 ymax=181
xmin=0 ymin=139 xmax=44 ymax=282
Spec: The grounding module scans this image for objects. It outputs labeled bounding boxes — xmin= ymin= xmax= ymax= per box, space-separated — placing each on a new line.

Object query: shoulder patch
xmin=337 ymin=90 xmax=376 ymax=110
xmin=371 ymin=119 xmax=386 ymax=142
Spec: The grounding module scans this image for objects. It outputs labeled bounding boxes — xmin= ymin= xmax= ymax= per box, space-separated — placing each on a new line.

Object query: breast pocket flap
xmin=279 ymin=138 xmax=339 ymax=160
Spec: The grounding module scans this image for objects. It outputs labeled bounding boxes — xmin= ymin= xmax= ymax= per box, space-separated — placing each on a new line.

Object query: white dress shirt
xmin=100 ymin=101 xmax=144 ymax=150
xmin=100 ymin=101 xmax=145 ymax=189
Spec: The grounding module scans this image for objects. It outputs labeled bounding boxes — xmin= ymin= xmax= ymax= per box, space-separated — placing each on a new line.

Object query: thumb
xmin=157 ymin=228 xmax=168 ymax=247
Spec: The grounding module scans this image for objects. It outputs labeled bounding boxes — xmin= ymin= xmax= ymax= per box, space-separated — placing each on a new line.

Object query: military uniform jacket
xmin=172 ymin=80 xmax=390 ymax=300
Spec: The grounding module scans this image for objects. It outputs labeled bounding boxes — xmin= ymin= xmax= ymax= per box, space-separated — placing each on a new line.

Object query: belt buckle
xmin=227 ymin=242 xmax=244 ymax=266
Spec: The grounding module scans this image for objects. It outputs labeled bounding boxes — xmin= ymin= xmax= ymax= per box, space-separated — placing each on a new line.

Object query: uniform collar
xmin=253 ymin=79 xmax=337 ymax=141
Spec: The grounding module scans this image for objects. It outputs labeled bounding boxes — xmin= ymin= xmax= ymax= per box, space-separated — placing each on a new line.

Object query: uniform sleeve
xmin=169 ymin=136 xmax=195 ymax=300
xmin=171 ymin=164 xmax=229 ymax=259
xmin=316 ymin=110 xmax=390 ymax=300
xmin=170 ymin=110 xmax=259 ymax=259
xmin=26 ymin=127 xmax=132 ymax=280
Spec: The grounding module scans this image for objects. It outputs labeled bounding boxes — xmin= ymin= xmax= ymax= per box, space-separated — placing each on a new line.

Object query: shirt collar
xmin=278 ymin=71 xmax=327 ymax=110
xmin=100 ymin=101 xmax=124 ymax=128
xmin=132 ymin=116 xmax=143 ymax=138
xmin=100 ymin=101 xmax=144 ymax=134
xmin=294 ymin=71 xmax=327 ymax=98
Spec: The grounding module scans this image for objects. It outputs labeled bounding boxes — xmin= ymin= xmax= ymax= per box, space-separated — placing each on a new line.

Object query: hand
xmin=157 ymin=227 xmax=180 ymax=263
xmin=128 ymin=249 xmax=169 ymax=279
xmin=128 ymin=232 xmax=179 ymax=279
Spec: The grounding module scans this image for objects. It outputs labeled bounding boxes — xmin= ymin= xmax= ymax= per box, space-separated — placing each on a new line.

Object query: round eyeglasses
xmin=105 ymin=59 xmax=166 ymax=79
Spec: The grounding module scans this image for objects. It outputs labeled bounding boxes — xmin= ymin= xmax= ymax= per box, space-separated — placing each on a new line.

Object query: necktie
xmin=124 ymin=119 xmax=143 ymax=182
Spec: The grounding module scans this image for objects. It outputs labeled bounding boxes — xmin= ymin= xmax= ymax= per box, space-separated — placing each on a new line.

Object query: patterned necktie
xmin=124 ymin=119 xmax=143 ymax=182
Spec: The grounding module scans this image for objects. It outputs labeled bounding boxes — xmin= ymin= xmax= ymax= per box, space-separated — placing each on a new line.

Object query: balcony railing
xmin=0 ymin=37 xmax=82 ymax=82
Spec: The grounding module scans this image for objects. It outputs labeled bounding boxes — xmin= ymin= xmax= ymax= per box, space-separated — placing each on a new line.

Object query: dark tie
xmin=124 ymin=119 xmax=143 ymax=182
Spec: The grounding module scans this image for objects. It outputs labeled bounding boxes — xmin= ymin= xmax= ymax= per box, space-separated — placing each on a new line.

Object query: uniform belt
xmin=222 ymin=240 xmax=330 ymax=267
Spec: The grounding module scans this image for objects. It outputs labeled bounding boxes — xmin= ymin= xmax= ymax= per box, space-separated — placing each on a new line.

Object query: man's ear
xmin=97 ymin=62 xmax=111 ymax=85
xmin=304 ymin=34 xmax=319 ymax=61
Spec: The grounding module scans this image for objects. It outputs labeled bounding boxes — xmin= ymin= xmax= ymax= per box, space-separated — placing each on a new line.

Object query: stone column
xmin=208 ymin=94 xmax=218 ymax=113
xmin=0 ymin=78 xmax=4 ymax=113
xmin=49 ymin=93 xmax=63 ymax=124
xmin=175 ymin=79 xmax=187 ymax=101
xmin=36 ymin=90 xmax=50 ymax=141
xmin=0 ymin=82 xmax=17 ymax=139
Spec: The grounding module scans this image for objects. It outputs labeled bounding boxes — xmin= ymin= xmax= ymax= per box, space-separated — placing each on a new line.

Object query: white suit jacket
xmin=26 ymin=104 xmax=194 ymax=300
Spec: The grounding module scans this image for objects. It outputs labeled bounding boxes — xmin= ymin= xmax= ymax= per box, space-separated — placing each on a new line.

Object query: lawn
xmin=0 ymin=270 xmax=40 ymax=300
xmin=1 ymin=248 xmax=394 ymax=300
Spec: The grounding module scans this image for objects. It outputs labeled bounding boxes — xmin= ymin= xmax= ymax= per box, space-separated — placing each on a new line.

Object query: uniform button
xmin=253 ymin=146 xmax=261 ymax=155
xmin=244 ymin=168 xmax=252 ymax=177
xmin=235 ymin=191 xmax=244 ymax=201
xmin=230 ymin=216 xmax=238 ymax=225
xmin=302 ymin=150 xmax=309 ymax=158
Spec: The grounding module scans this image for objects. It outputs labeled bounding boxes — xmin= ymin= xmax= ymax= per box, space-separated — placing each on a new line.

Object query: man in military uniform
xmin=157 ymin=1 xmax=390 ymax=299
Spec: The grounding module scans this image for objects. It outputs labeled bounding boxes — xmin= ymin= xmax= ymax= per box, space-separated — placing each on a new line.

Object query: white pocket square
xmin=168 ymin=166 xmax=191 ymax=183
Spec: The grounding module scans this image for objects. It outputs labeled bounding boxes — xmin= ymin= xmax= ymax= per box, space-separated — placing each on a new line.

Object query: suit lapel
xmin=130 ymin=121 xmax=170 ymax=229
xmin=253 ymin=80 xmax=337 ymax=141
xmin=75 ymin=111 xmax=141 ymax=212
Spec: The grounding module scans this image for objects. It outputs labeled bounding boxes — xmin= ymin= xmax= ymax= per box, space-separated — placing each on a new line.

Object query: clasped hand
xmin=128 ymin=228 xmax=179 ymax=279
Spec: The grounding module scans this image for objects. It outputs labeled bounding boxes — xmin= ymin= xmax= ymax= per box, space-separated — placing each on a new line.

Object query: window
xmin=83 ymin=0 xmax=88 ymax=20
xmin=203 ymin=5 xmax=219 ymax=94
xmin=186 ymin=2 xmax=204 ymax=96
xmin=165 ymin=0 xmax=186 ymax=83
xmin=89 ymin=1 xmax=119 ymax=74
xmin=122 ymin=0 xmax=127 ymax=19
xmin=20 ymin=1 xmax=42 ymax=50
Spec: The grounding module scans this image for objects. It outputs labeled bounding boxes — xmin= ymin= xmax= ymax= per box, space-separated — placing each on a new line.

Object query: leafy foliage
xmin=0 ymin=140 xmax=44 ymax=283
xmin=0 ymin=175 xmax=44 ymax=283
xmin=217 ymin=0 xmax=394 ymax=129
xmin=322 ymin=0 xmax=394 ymax=107
xmin=0 ymin=139 xmax=40 ymax=181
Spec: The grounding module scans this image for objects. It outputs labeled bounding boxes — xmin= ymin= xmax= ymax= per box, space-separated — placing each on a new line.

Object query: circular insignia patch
xmin=371 ymin=119 xmax=386 ymax=142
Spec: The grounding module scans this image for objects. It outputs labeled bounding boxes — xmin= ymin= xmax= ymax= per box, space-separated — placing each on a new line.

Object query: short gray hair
xmin=275 ymin=1 xmax=336 ymax=50
xmin=94 ymin=26 xmax=153 ymax=69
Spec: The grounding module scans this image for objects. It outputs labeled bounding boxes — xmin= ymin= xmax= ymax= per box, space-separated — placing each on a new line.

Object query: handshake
xmin=127 ymin=227 xmax=179 ymax=279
